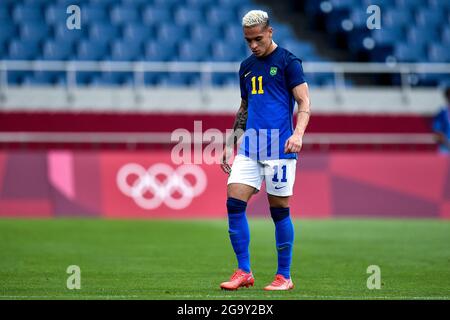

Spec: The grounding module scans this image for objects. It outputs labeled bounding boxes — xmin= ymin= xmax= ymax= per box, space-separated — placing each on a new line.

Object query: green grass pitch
xmin=0 ymin=218 xmax=449 ymax=300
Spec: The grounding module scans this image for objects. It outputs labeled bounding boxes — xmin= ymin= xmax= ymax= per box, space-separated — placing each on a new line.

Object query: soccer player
xmin=220 ymin=10 xmax=311 ymax=291
xmin=432 ymin=86 xmax=450 ymax=153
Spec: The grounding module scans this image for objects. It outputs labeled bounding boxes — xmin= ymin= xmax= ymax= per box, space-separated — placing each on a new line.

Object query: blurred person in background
xmin=219 ymin=10 xmax=310 ymax=291
xmin=433 ymin=86 xmax=450 ymax=154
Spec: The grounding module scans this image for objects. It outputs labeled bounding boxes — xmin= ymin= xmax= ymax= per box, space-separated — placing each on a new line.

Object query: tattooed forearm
xmin=226 ymin=99 xmax=248 ymax=147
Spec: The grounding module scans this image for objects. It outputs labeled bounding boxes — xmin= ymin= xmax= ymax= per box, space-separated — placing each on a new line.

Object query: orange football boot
xmin=263 ymin=274 xmax=294 ymax=291
xmin=220 ymin=269 xmax=254 ymax=290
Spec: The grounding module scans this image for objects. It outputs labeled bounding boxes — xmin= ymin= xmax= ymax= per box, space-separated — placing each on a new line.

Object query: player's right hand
xmin=220 ymin=146 xmax=233 ymax=175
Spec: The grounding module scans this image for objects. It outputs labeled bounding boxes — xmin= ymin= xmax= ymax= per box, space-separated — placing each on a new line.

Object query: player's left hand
xmin=284 ymin=134 xmax=303 ymax=154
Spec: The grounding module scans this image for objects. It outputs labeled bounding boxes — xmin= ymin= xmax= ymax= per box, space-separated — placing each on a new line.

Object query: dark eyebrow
xmin=245 ymin=36 xmax=263 ymax=42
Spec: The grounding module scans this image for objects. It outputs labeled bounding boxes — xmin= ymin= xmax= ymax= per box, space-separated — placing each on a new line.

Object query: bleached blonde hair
xmin=242 ymin=10 xmax=270 ymax=28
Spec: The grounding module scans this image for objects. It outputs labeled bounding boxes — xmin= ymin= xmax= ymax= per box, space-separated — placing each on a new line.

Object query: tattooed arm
xmin=221 ymin=99 xmax=248 ymax=174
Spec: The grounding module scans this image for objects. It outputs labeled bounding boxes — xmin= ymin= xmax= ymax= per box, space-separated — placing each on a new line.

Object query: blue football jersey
xmin=238 ymin=46 xmax=306 ymax=160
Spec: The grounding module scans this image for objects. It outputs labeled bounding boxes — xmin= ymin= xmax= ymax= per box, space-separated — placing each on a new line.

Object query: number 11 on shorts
xmin=272 ymin=165 xmax=287 ymax=183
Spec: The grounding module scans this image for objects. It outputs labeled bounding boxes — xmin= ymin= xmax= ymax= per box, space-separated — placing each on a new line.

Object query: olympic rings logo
xmin=116 ymin=163 xmax=207 ymax=210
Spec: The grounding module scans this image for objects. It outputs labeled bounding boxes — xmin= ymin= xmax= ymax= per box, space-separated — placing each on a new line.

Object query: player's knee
xmin=226 ymin=197 xmax=247 ymax=214
xmin=270 ymin=207 xmax=290 ymax=222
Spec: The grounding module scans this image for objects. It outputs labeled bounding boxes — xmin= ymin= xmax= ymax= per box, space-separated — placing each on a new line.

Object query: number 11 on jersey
xmin=251 ymin=76 xmax=264 ymax=94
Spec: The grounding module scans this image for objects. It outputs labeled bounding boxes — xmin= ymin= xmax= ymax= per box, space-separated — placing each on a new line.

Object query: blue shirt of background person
xmin=432 ymin=87 xmax=450 ymax=154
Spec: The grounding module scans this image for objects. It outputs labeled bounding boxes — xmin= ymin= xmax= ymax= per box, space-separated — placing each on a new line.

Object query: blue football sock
xmin=270 ymin=207 xmax=294 ymax=279
xmin=226 ymin=197 xmax=251 ymax=273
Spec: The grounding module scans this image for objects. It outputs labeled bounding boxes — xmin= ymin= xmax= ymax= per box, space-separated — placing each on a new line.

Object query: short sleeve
xmin=239 ymin=64 xmax=248 ymax=100
xmin=285 ymin=57 xmax=306 ymax=90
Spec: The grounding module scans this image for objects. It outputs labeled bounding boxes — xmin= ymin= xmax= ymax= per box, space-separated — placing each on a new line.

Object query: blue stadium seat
xmin=111 ymin=4 xmax=140 ymax=26
xmin=13 ymin=4 xmax=43 ymax=22
xmin=281 ymin=40 xmax=316 ymax=59
xmin=8 ymin=40 xmax=40 ymax=60
xmin=407 ymin=26 xmax=440 ymax=46
xmin=145 ymin=41 xmax=177 ymax=61
xmin=349 ymin=9 xmax=369 ymax=29
xmin=56 ymin=0 xmax=88 ymax=5
xmin=178 ymin=41 xmax=210 ymax=61
xmin=0 ymin=6 xmax=11 ymax=23
xmin=110 ymin=40 xmax=142 ymax=61
xmin=159 ymin=73 xmax=200 ymax=87
xmin=271 ymin=23 xmax=295 ymax=44
xmin=0 ymin=41 xmax=7 ymax=59
xmin=7 ymin=71 xmax=33 ymax=85
xmin=206 ymin=6 xmax=236 ymax=27
xmin=330 ymin=0 xmax=360 ymax=10
xmin=23 ymin=71 xmax=64 ymax=86
xmin=80 ymin=3 xmax=108 ymax=24
xmin=396 ymin=0 xmax=426 ymax=10
xmin=153 ymin=0 xmax=181 ymax=9
xmin=121 ymin=0 xmax=149 ymax=5
xmin=191 ymin=24 xmax=221 ymax=43
xmin=174 ymin=7 xmax=204 ymax=26
xmin=91 ymin=72 xmax=134 ymax=86
xmin=23 ymin=0 xmax=53 ymax=5
xmin=186 ymin=0 xmax=214 ymax=8
xmin=123 ymin=24 xmax=154 ymax=45
xmin=442 ymin=26 xmax=450 ymax=45
xmin=416 ymin=8 xmax=446 ymax=28
xmin=157 ymin=24 xmax=189 ymax=46
xmin=224 ymin=24 xmax=244 ymax=43
xmin=90 ymin=0 xmax=120 ymax=6
xmin=371 ymin=27 xmax=404 ymax=46
xmin=211 ymin=42 xmax=244 ymax=61
xmin=0 ymin=24 xmax=16 ymax=44
xmin=429 ymin=0 xmax=450 ymax=9
xmin=219 ymin=0 xmax=250 ymax=10
xmin=75 ymin=71 xmax=99 ymax=85
xmin=428 ymin=44 xmax=450 ymax=62
xmin=393 ymin=43 xmax=425 ymax=62
xmin=212 ymin=73 xmax=238 ymax=86
xmin=144 ymin=72 xmax=162 ymax=86
xmin=54 ymin=23 xmax=85 ymax=44
xmin=142 ymin=6 xmax=172 ymax=26
xmin=45 ymin=4 xmax=73 ymax=25
xmin=383 ymin=9 xmax=413 ymax=28
xmin=42 ymin=40 xmax=74 ymax=60
xmin=20 ymin=23 xmax=51 ymax=43
xmin=89 ymin=23 xmax=121 ymax=45
xmin=361 ymin=0 xmax=396 ymax=10
xmin=76 ymin=40 xmax=108 ymax=61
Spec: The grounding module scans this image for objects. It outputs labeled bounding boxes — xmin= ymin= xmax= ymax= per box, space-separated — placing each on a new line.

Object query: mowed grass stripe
xmin=0 ymin=218 xmax=449 ymax=300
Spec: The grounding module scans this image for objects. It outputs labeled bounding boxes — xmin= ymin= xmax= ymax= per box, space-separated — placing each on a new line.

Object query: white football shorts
xmin=227 ymin=154 xmax=297 ymax=197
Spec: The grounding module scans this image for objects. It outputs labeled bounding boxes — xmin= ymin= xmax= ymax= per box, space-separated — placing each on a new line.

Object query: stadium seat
xmin=393 ymin=43 xmax=425 ymax=62
xmin=89 ymin=23 xmax=121 ymax=45
xmin=191 ymin=24 xmax=221 ymax=43
xmin=80 ymin=3 xmax=108 ymax=24
xmin=271 ymin=23 xmax=296 ymax=44
xmin=123 ymin=24 xmax=154 ymax=45
xmin=281 ymin=40 xmax=316 ymax=59
xmin=54 ymin=23 xmax=85 ymax=44
xmin=442 ymin=26 xmax=450 ymax=45
xmin=7 ymin=71 xmax=33 ymax=85
xmin=45 ymin=4 xmax=73 ymax=25
xmin=361 ymin=0 xmax=396 ymax=10
xmin=23 ymin=71 xmax=64 ymax=86
xmin=157 ymin=24 xmax=190 ymax=46
xmin=396 ymin=0 xmax=427 ymax=10
xmin=76 ymin=40 xmax=108 ymax=61
xmin=186 ymin=0 xmax=214 ymax=9
xmin=91 ymin=72 xmax=134 ymax=86
xmin=8 ymin=40 xmax=40 ymax=60
xmin=153 ymin=0 xmax=181 ymax=9
xmin=429 ymin=0 xmax=450 ymax=9
xmin=42 ymin=40 xmax=74 ymax=60
xmin=13 ymin=4 xmax=43 ymax=22
xmin=206 ymin=7 xmax=236 ymax=27
xmin=159 ymin=73 xmax=199 ymax=87
xmin=224 ymin=24 xmax=245 ymax=43
xmin=178 ymin=41 xmax=210 ymax=61
xmin=0 ymin=6 xmax=11 ymax=23
xmin=174 ymin=7 xmax=204 ymax=26
xmin=145 ymin=41 xmax=177 ymax=61
xmin=383 ymin=9 xmax=413 ymax=28
xmin=371 ymin=27 xmax=404 ymax=46
xmin=416 ymin=8 xmax=446 ymax=28
xmin=111 ymin=4 xmax=140 ymax=26
xmin=142 ymin=6 xmax=172 ymax=27
xmin=110 ymin=40 xmax=142 ymax=61
xmin=428 ymin=44 xmax=450 ymax=62
xmin=20 ymin=23 xmax=51 ymax=43
xmin=211 ymin=41 xmax=244 ymax=61
xmin=407 ymin=26 xmax=440 ymax=46
xmin=0 ymin=24 xmax=16 ymax=44
xmin=219 ymin=0 xmax=251 ymax=10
